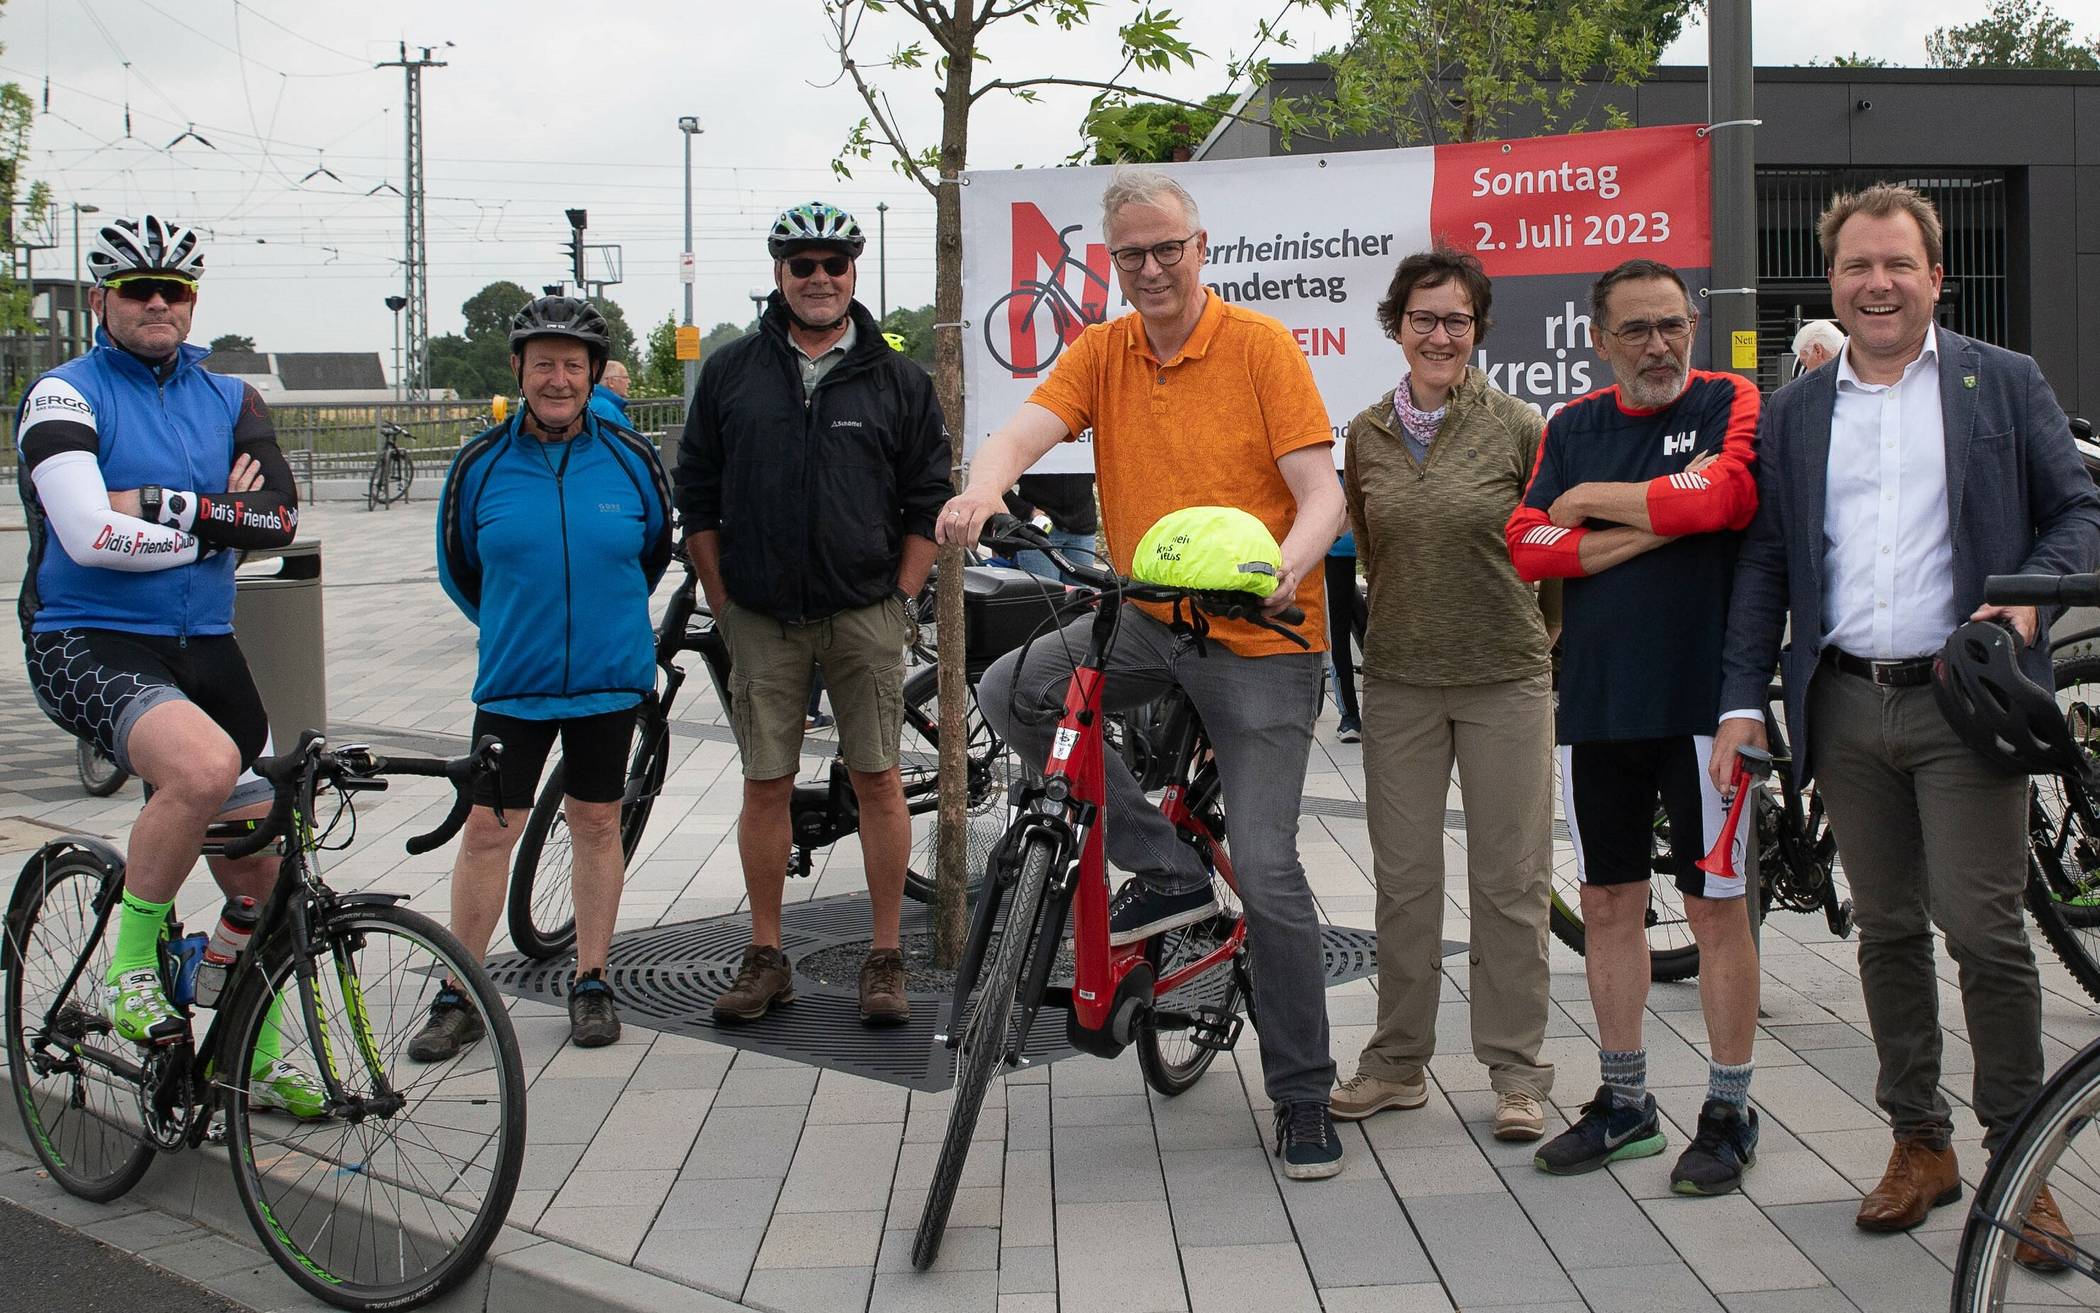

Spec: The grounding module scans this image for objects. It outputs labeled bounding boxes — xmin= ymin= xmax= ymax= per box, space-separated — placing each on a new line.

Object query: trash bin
xmin=233 ymin=540 xmax=327 ymax=748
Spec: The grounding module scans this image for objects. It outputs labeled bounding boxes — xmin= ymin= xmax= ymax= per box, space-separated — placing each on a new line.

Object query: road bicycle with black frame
xmin=911 ymin=515 xmax=1307 ymax=1269
xmin=506 ymin=553 xmax=1064 ymax=959
xmin=3 ymin=730 xmax=525 ymax=1310
xmin=366 ymin=421 xmax=414 ymax=510
xmin=1952 ymin=566 xmax=2100 ymax=1310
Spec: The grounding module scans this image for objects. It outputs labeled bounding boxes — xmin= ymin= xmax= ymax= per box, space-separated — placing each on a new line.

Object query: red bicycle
xmin=912 ymin=515 xmax=1308 ymax=1269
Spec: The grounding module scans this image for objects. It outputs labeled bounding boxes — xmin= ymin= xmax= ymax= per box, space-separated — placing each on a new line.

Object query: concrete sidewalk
xmin=2 ymin=500 xmax=2096 ymax=1313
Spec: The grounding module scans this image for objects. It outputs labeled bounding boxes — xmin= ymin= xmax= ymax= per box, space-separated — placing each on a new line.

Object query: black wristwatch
xmin=894 ymin=585 xmax=919 ymax=621
xmin=139 ymin=484 xmax=164 ymax=524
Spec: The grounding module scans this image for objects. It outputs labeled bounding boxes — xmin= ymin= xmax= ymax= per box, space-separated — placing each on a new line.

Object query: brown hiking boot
xmin=711 ymin=944 xmax=795 ymax=1023
xmin=858 ymin=948 xmax=911 ymax=1026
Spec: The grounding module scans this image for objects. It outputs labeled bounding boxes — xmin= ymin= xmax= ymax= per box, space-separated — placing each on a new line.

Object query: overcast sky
xmin=5 ymin=0 xmax=1992 ymax=370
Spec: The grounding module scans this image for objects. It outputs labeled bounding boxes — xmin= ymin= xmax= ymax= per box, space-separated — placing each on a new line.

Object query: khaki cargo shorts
xmin=714 ymin=594 xmax=911 ymax=780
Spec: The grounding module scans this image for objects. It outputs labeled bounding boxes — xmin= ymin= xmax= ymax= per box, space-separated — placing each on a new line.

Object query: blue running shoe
xmin=1534 ymin=1084 xmax=1666 ymax=1175
xmin=1670 ymin=1099 xmax=1759 ymax=1195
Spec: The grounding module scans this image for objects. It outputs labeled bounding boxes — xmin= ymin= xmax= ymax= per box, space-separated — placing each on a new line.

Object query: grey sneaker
xmin=1330 ymin=1070 xmax=1428 ymax=1121
xmin=568 ymin=975 xmax=622 ymax=1048
xmin=407 ymin=987 xmax=486 ymax=1063
xmin=712 ymin=944 xmax=796 ymax=1022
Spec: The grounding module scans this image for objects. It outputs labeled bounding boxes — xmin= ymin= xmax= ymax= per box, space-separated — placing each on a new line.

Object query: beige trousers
xmin=1356 ymin=671 xmax=1555 ymax=1099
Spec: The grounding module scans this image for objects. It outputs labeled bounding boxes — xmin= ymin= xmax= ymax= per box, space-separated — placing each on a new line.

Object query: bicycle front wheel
xmin=2027 ymin=653 xmax=2100 ymax=1005
xmin=900 ymin=665 xmax=1014 ymax=906
xmin=912 ymin=832 xmax=1054 ymax=1271
xmin=223 ymin=901 xmax=525 ymax=1310
xmin=388 ymin=447 xmax=415 ymax=504
xmin=4 ymin=849 xmax=155 ymax=1201
xmin=1951 ymin=1039 xmax=2100 ymax=1309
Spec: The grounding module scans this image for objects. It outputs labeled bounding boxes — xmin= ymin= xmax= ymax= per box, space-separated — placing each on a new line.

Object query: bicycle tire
xmin=389 ymin=447 xmax=414 ymax=504
xmin=1950 ymin=1037 xmax=2100 ymax=1309
xmin=75 ymin=739 xmax=129 ymax=797
xmin=1546 ymin=801 xmax=1702 ymax=982
xmin=223 ymin=900 xmax=525 ymax=1311
xmin=900 ymin=665 xmax=1013 ymax=906
xmin=912 ymin=832 xmax=1055 ymax=1271
xmin=2026 ymin=653 xmax=2100 ymax=1005
xmin=1135 ymin=915 xmax=1244 ymax=1096
xmin=507 ymin=734 xmax=663 ymax=960
xmin=3 ymin=850 xmax=156 ymax=1201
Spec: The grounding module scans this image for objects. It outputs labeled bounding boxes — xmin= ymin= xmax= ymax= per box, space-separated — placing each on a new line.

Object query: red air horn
xmin=1697 ymin=743 xmax=1777 ymax=881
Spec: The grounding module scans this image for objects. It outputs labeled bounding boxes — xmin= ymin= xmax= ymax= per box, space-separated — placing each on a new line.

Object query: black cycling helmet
xmin=508 ymin=295 xmax=611 ymax=362
xmin=1932 ymin=619 xmax=2085 ymax=778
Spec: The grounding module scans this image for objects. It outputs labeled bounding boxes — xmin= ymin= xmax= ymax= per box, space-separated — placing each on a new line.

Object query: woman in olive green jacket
xmin=1332 ymin=244 xmax=1560 ymax=1143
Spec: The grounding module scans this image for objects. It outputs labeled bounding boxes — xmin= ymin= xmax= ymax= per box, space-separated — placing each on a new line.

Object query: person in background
xmin=1332 ymin=244 xmax=1558 ymax=1142
xmin=1324 ymin=479 xmax=1365 ymax=742
xmin=1007 ymin=473 xmax=1099 ymax=584
xmin=1790 ymin=320 xmax=1844 ymax=378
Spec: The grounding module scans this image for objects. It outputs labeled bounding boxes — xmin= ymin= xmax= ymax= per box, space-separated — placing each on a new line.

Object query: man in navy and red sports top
xmin=1506 ymin=258 xmax=1763 ymax=1195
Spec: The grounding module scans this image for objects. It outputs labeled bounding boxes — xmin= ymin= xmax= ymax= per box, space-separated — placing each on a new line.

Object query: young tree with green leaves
xmin=0 ymin=0 xmax=51 ymax=402
xmin=1926 ymin=0 xmax=2098 ymax=70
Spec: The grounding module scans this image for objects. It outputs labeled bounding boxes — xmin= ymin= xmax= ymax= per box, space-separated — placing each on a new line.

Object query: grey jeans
xmin=1807 ymin=662 xmax=2041 ymax=1150
xmin=978 ymin=609 xmax=1335 ymax=1106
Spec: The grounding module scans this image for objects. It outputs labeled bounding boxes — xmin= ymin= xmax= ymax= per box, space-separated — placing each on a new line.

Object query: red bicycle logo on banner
xmin=984 ymin=208 xmax=1113 ymax=377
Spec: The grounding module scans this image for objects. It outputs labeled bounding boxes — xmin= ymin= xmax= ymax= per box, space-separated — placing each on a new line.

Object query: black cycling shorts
xmin=25 ymin=628 xmax=271 ymax=782
xmin=470 ymin=704 xmax=641 ymax=810
xmin=1558 ymin=734 xmax=1743 ymax=900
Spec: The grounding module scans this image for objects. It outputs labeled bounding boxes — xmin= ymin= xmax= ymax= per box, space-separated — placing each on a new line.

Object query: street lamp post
xmin=875 ymin=201 xmax=888 ymax=322
xmin=385 ymin=295 xmax=408 ymax=401
xmin=70 ymin=202 xmax=99 ymax=359
xmin=747 ymin=288 xmax=767 ymax=333
xmin=678 ymin=116 xmax=702 ymax=405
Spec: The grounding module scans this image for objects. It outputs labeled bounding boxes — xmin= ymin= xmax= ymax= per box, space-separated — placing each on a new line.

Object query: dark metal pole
xmin=876 ymin=201 xmax=889 ymax=322
xmin=1708 ymin=0 xmax=1757 ymax=384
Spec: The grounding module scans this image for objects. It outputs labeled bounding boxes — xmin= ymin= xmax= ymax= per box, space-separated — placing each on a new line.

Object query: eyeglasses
xmin=104 ymin=275 xmax=199 ymax=305
xmin=784 ymin=255 xmax=852 ymax=279
xmin=1604 ymin=314 xmax=1697 ymax=346
xmin=1402 ymin=310 xmax=1477 ymax=338
xmin=1109 ymin=234 xmax=1197 ymax=273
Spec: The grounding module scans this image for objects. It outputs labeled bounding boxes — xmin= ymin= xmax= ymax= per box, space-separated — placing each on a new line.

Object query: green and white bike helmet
xmin=1131 ymin=507 xmax=1284 ymax=599
xmin=767 ymin=201 xmax=867 ymax=259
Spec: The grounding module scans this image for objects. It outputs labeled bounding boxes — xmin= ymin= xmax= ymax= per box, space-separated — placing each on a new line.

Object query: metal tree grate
xmin=485 ymin=891 xmax=1383 ymax=1092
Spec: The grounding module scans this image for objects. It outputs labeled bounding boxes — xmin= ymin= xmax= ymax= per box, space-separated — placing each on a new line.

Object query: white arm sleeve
xmin=29 ymin=450 xmax=201 ymax=571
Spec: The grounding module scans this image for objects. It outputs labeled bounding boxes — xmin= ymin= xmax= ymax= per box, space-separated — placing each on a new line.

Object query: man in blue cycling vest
xmin=13 ymin=213 xmax=316 ymax=1114
xmin=424 ymin=297 xmax=673 ymax=1057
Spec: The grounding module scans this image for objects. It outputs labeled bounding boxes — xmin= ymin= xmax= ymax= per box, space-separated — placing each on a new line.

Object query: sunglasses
xmin=104 ymin=275 xmax=199 ymax=305
xmin=785 ymin=255 xmax=852 ymax=279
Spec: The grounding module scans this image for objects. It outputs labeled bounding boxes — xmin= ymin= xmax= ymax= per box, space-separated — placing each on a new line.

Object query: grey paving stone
xmin=1739 ymin=1148 xmax=1862 ymax=1208
xmin=716 ymin=1061 xmax=822 ymax=1108
xmin=1408 ymin=1189 xmax=1582 ymax=1306
xmin=684 ymin=1104 xmax=808 ymax=1180
xmin=1376 ymin=1138 xmax=1509 ymax=1197
xmin=1002 ymin=1149 xmax=1054 ymax=1247
xmin=76 ymin=1206 xmax=202 ymax=1252
xmin=878 ymin=1223 xmax=998 ymax=1273
xmin=998 ymin=1243 xmax=1057 ymax=1294
xmin=1749 ymin=1064 xmax=1885 ymax=1136
xmin=808 ymin=1070 xmax=912 ymax=1124
xmin=494 ymin=1229 xmax=750 ymax=1313
xmin=1571 ymin=1261 xmax=1726 ymax=1311
xmin=1182 ymin=1242 xmax=1321 ymax=1313
xmin=1051 ymin=1119 xmax=1166 ymax=1203
xmin=1005 ymin=1082 xmax=1051 ymax=1151
xmin=1284 ymin=1179 xmax=1437 ymax=1288
xmin=1310 ymin=1285 xmax=1456 ymax=1313
xmin=1642 ymin=1195 xmax=1828 ymax=1293
xmin=579 ymin=1086 xmax=715 ymax=1172
xmin=518 ymin=1141 xmax=591 ymax=1193
xmin=998 ymin=1294 xmax=1057 ymax=1313
xmin=1498 ymin=1162 xmax=1679 ymax=1269
xmin=524 ymin=1076 xmax=631 ymax=1146
xmin=537 ymin=1203 xmax=658 ymax=1264
xmin=1161 ymin=1146 xmax=1294 ymax=1247
xmin=1056 ymin=1200 xmax=1186 ymax=1313
xmin=654 ymin=1175 xmax=786 ymax=1232
xmin=1763 ymin=1199 xmax=1961 ymax=1313
xmin=754 ymin=1208 xmax=885 ymax=1269
xmin=552 ymin=1167 xmax=677 ymax=1211
xmin=632 ymin=1222 xmax=765 ymax=1298
xmin=869 ymin=1268 xmax=1000 ymax=1313
xmin=775 ymin=1121 xmax=904 ymax=1213
xmin=138 ymin=1231 xmax=273 ymax=1281
xmin=1051 ymin=1094 xmax=1153 ymax=1126
xmin=741 ymin=1265 xmax=875 ymax=1313
xmin=1717 ymin=1292 xmax=1862 ymax=1313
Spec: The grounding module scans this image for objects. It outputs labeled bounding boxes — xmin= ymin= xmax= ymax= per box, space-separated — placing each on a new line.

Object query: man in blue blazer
xmin=1714 ymin=184 xmax=2099 ymax=1258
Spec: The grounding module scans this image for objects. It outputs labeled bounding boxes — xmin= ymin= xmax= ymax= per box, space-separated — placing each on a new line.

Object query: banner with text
xmin=961 ymin=124 xmax=1711 ymax=471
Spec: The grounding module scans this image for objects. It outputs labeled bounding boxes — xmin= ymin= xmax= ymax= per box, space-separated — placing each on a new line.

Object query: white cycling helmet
xmin=87 ymin=213 xmax=207 ymax=284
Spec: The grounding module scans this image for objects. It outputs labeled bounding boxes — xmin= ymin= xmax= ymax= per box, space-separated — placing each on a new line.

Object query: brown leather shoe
xmin=858 ymin=948 xmax=912 ymax=1026
xmin=1855 ymin=1138 xmax=1961 ymax=1232
xmin=2015 ymin=1184 xmax=2074 ymax=1273
xmin=712 ymin=944 xmax=795 ymax=1022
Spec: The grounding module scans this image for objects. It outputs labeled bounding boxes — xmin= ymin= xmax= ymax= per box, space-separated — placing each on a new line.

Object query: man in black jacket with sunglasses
xmin=674 ymin=201 xmax=952 ymax=1027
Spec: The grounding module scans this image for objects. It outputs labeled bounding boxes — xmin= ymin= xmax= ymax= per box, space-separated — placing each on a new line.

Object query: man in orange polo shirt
xmin=938 ymin=167 xmax=1349 ymax=1179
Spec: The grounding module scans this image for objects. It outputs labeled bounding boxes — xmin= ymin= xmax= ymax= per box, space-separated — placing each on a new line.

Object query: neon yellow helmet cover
xmin=1132 ymin=507 xmax=1284 ymax=598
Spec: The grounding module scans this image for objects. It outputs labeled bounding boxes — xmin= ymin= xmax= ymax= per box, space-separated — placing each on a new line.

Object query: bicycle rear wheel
xmin=509 ymin=730 xmax=665 ymax=960
xmin=223 ymin=901 xmax=525 ymax=1311
xmin=1136 ymin=909 xmax=1245 ymax=1097
xmin=387 ymin=447 xmax=415 ymax=504
xmin=912 ymin=832 xmax=1054 ymax=1271
xmin=1547 ymin=797 xmax=1701 ymax=982
xmin=2028 ymin=653 xmax=2100 ymax=1005
xmin=3 ymin=849 xmax=155 ymax=1201
xmin=1951 ymin=1039 xmax=2100 ymax=1309
xmin=75 ymin=740 xmax=129 ymax=797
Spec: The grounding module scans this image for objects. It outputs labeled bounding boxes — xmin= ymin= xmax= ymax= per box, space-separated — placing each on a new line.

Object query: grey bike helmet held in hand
xmin=87 ymin=213 xmax=207 ymax=283
xmin=767 ymin=202 xmax=867 ymax=259
xmin=1932 ymin=619 xmax=2087 ymax=779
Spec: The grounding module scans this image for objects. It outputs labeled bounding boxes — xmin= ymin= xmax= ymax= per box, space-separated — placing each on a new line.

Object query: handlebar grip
xmin=1274 ymin=604 xmax=1305 ymax=626
xmin=219 ymin=794 xmax=290 ymax=860
xmin=980 ymin=512 xmax=1046 ymax=550
xmin=405 ymin=789 xmax=475 ymax=856
xmin=1983 ymin=573 xmax=2100 ymax=607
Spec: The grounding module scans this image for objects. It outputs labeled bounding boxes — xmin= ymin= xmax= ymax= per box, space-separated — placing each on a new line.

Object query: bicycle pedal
xmin=1186 ymin=1005 xmax=1243 ymax=1053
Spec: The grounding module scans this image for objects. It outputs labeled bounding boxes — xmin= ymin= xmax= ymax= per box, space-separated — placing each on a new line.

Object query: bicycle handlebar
xmin=980 ymin=513 xmax=1310 ymax=642
xmin=218 ymin=733 xmax=505 ymax=860
xmin=1984 ymin=573 xmax=2100 ymax=608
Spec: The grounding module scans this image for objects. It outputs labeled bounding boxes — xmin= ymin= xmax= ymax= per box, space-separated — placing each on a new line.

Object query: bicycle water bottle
xmin=165 ymin=932 xmax=208 ymax=1007
xmin=193 ymin=896 xmax=259 ymax=1009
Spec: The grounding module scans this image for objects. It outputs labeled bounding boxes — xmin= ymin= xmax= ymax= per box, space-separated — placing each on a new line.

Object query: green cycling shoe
xmin=105 ymin=967 xmax=188 ymax=1045
xmin=248 ymin=1058 xmax=329 ymax=1120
